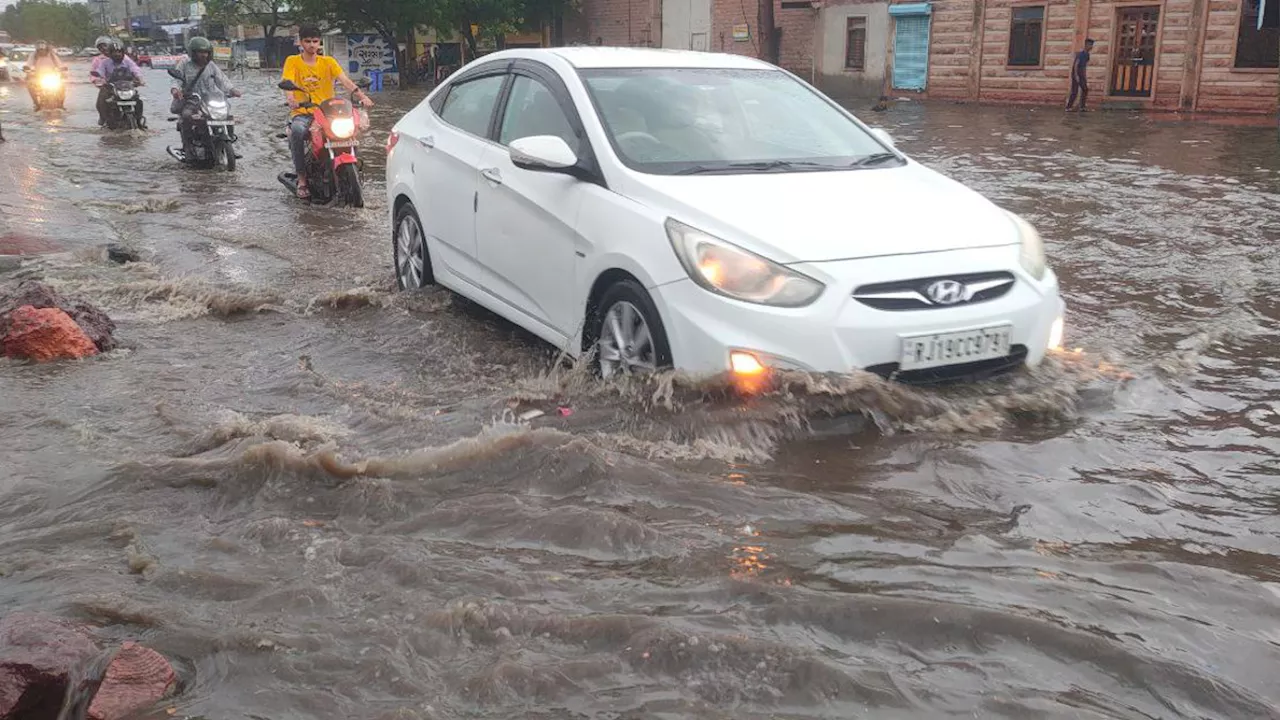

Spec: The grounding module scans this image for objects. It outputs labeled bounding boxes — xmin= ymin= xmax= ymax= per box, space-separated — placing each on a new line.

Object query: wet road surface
xmin=1 ymin=66 xmax=1279 ymax=719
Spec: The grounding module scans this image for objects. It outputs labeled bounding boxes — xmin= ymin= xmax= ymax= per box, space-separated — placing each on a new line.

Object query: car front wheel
xmin=593 ymin=279 xmax=672 ymax=378
xmin=393 ymin=202 xmax=432 ymax=290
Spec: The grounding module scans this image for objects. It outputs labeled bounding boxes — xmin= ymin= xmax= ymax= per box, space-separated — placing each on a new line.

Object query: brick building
xmin=578 ymin=0 xmax=1280 ymax=113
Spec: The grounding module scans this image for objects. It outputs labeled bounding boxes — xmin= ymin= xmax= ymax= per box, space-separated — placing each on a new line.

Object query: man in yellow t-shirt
xmin=281 ymin=25 xmax=373 ymax=199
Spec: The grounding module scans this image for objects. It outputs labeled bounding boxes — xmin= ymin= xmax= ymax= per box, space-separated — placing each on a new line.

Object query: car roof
xmin=479 ymin=46 xmax=776 ymax=71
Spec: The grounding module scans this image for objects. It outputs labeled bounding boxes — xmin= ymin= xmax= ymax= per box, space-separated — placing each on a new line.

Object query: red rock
xmin=0 ymin=613 xmax=100 ymax=720
xmin=0 ymin=280 xmax=116 ymax=352
xmin=1 ymin=305 xmax=98 ymax=362
xmin=87 ymin=642 xmax=176 ymax=720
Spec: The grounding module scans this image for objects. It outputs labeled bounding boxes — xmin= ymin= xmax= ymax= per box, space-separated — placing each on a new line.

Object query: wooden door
xmin=1110 ymin=7 xmax=1160 ymax=97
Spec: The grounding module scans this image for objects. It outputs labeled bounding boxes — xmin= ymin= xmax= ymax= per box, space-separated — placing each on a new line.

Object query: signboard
xmin=213 ymin=45 xmax=232 ymax=61
xmin=151 ymin=55 xmax=183 ymax=68
xmin=345 ymin=34 xmax=398 ymax=75
xmin=244 ymin=50 xmax=260 ymax=68
xmin=732 ymin=23 xmax=750 ymax=41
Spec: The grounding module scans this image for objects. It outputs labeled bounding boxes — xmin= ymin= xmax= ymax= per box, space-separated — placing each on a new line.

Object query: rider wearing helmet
xmin=93 ymin=39 xmax=146 ymax=127
xmin=25 ymin=40 xmax=66 ymax=110
xmin=170 ymin=37 xmax=241 ymax=154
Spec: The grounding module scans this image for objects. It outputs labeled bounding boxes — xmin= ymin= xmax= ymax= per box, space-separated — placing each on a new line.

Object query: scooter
xmin=164 ymin=67 xmax=239 ymax=171
xmin=91 ymin=68 xmax=146 ymax=130
xmin=24 ymin=65 xmax=68 ymax=110
xmin=275 ymin=77 xmax=371 ymax=207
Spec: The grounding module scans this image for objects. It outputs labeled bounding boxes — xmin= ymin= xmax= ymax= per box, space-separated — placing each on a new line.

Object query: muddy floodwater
xmin=1 ymin=66 xmax=1279 ymax=719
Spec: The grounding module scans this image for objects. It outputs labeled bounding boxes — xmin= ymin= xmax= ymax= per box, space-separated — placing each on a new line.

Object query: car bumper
xmin=652 ymin=245 xmax=1065 ymax=379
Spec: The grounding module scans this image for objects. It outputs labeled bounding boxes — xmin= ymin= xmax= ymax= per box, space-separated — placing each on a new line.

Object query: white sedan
xmin=386 ymin=47 xmax=1065 ymax=382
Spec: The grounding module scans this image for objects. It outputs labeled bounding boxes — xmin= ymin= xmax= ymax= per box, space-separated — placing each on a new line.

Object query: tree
xmin=204 ymin=0 xmax=294 ymax=65
xmin=0 ymin=0 xmax=98 ymax=47
xmin=291 ymin=0 xmax=428 ymax=64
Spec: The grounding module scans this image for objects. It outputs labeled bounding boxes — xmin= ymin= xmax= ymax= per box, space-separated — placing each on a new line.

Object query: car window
xmin=581 ymin=68 xmax=894 ymax=175
xmin=439 ymin=74 xmax=506 ymax=137
xmin=498 ymin=75 xmax=579 ymax=154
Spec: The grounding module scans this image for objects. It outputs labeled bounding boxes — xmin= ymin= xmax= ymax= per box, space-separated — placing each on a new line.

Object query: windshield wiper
xmin=848 ymin=152 xmax=903 ymax=168
xmin=674 ymin=160 xmax=839 ymax=175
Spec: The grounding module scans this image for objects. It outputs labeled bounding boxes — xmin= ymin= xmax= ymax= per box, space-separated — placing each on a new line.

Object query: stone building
xmin=578 ymin=0 xmax=1280 ymax=113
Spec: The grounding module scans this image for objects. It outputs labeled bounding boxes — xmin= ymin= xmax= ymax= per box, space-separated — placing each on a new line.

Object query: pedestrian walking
xmin=1067 ymin=38 xmax=1095 ymax=111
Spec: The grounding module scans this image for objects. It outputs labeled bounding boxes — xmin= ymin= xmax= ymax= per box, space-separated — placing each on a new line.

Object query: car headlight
xmin=665 ymin=219 xmax=824 ymax=307
xmin=207 ymin=100 xmax=229 ymax=119
xmin=330 ymin=117 xmax=355 ymax=139
xmin=39 ymin=73 xmax=61 ymax=90
xmin=1008 ymin=211 xmax=1047 ymax=281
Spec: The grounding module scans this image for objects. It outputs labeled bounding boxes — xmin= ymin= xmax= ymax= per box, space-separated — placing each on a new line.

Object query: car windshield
xmin=580 ymin=67 xmax=899 ymax=175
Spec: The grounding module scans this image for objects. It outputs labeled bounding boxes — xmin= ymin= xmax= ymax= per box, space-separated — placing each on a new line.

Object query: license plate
xmin=899 ymin=325 xmax=1012 ymax=371
xmin=206 ymin=120 xmax=231 ymax=126
xmin=327 ymin=140 xmax=357 ymax=148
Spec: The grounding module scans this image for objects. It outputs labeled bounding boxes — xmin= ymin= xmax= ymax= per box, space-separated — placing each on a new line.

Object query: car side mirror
xmin=509 ymin=135 xmax=579 ymax=173
xmin=277 ymin=79 xmax=300 ymax=91
xmin=870 ymin=128 xmax=895 ymax=147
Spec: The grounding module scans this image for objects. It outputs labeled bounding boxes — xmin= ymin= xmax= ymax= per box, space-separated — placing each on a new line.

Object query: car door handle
xmin=480 ymin=167 xmax=502 ymax=185
xmin=417 ymin=134 xmax=434 ymax=149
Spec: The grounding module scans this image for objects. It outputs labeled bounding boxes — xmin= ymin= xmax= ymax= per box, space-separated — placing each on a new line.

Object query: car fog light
xmin=730 ymin=351 xmax=767 ymax=376
xmin=1048 ymin=315 xmax=1065 ymax=351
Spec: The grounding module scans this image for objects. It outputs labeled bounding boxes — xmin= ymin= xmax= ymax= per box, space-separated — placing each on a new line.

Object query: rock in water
xmin=0 ymin=280 xmax=116 ymax=352
xmin=1 ymin=306 xmax=98 ymax=362
xmin=86 ymin=642 xmax=176 ymax=720
xmin=0 ymin=613 xmax=100 ymax=719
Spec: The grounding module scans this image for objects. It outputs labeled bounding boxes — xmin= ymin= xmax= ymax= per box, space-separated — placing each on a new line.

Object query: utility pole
xmin=758 ymin=0 xmax=776 ymax=64
xmin=92 ymin=0 xmax=110 ymax=33
xmin=124 ymin=0 xmax=132 ymax=41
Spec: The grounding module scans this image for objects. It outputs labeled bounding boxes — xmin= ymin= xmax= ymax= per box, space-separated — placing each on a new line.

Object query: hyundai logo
xmin=925 ymin=279 xmax=966 ymax=305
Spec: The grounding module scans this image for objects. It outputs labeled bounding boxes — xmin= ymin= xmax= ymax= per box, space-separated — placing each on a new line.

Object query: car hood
xmin=627 ymin=161 xmax=1020 ymax=264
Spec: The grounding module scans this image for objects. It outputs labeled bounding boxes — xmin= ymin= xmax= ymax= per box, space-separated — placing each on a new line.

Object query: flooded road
xmin=2 ymin=67 xmax=1279 ymax=719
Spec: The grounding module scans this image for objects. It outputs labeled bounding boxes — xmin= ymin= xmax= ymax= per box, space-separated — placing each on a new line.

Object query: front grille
xmin=865 ymin=345 xmax=1028 ymax=385
xmin=852 ymin=271 xmax=1016 ymax=311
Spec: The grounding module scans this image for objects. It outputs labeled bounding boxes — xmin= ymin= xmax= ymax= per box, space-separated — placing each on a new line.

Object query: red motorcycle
xmin=276 ymin=77 xmax=372 ymax=207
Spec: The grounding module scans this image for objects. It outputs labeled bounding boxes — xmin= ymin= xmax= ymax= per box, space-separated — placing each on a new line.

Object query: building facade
xmin=578 ymin=0 xmax=1280 ymax=113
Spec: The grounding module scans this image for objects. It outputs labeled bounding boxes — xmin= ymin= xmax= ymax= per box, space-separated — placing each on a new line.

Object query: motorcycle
xmin=91 ymin=68 xmax=146 ymax=130
xmin=275 ymin=77 xmax=372 ymax=207
xmin=24 ymin=66 xmax=67 ymax=110
xmin=164 ymin=67 xmax=238 ymax=171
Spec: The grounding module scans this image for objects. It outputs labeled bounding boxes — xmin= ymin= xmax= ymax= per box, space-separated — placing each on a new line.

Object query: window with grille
xmin=1007 ymin=5 xmax=1045 ymax=66
xmin=1235 ymin=0 xmax=1279 ymax=68
xmin=846 ymin=17 xmax=867 ymax=70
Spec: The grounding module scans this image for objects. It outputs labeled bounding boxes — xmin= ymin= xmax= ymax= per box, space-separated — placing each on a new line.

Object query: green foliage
xmin=289 ymin=0 xmax=575 ymax=56
xmin=0 ymin=0 xmax=98 ymax=47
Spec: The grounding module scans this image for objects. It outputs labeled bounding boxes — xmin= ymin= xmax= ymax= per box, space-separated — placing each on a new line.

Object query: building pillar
xmin=1073 ymin=0 xmax=1092 ymax=48
xmin=967 ymin=0 xmax=985 ymax=102
xmin=1179 ymin=0 xmax=1210 ymax=111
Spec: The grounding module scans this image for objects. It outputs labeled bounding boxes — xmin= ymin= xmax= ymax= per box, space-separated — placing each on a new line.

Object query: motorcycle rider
xmin=92 ymin=40 xmax=146 ymax=127
xmin=26 ymin=40 xmax=66 ymax=110
xmin=170 ymin=36 xmax=241 ymax=156
xmin=280 ymin=25 xmax=373 ymax=199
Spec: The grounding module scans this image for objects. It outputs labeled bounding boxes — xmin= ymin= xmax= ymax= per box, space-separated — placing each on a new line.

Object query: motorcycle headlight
xmin=1008 ymin=211 xmax=1047 ymax=281
xmin=39 ymin=73 xmax=61 ymax=90
xmin=330 ymin=117 xmax=355 ymax=139
xmin=207 ymin=100 xmax=229 ymax=119
xmin=665 ymin=219 xmax=824 ymax=307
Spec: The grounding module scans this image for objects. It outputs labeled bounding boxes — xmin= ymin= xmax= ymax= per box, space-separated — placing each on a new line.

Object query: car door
xmin=473 ymin=66 xmax=592 ymax=338
xmin=406 ymin=69 xmax=508 ymax=284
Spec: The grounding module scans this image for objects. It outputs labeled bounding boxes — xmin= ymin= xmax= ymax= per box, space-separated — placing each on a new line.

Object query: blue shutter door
xmin=892 ymin=14 xmax=931 ymax=90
